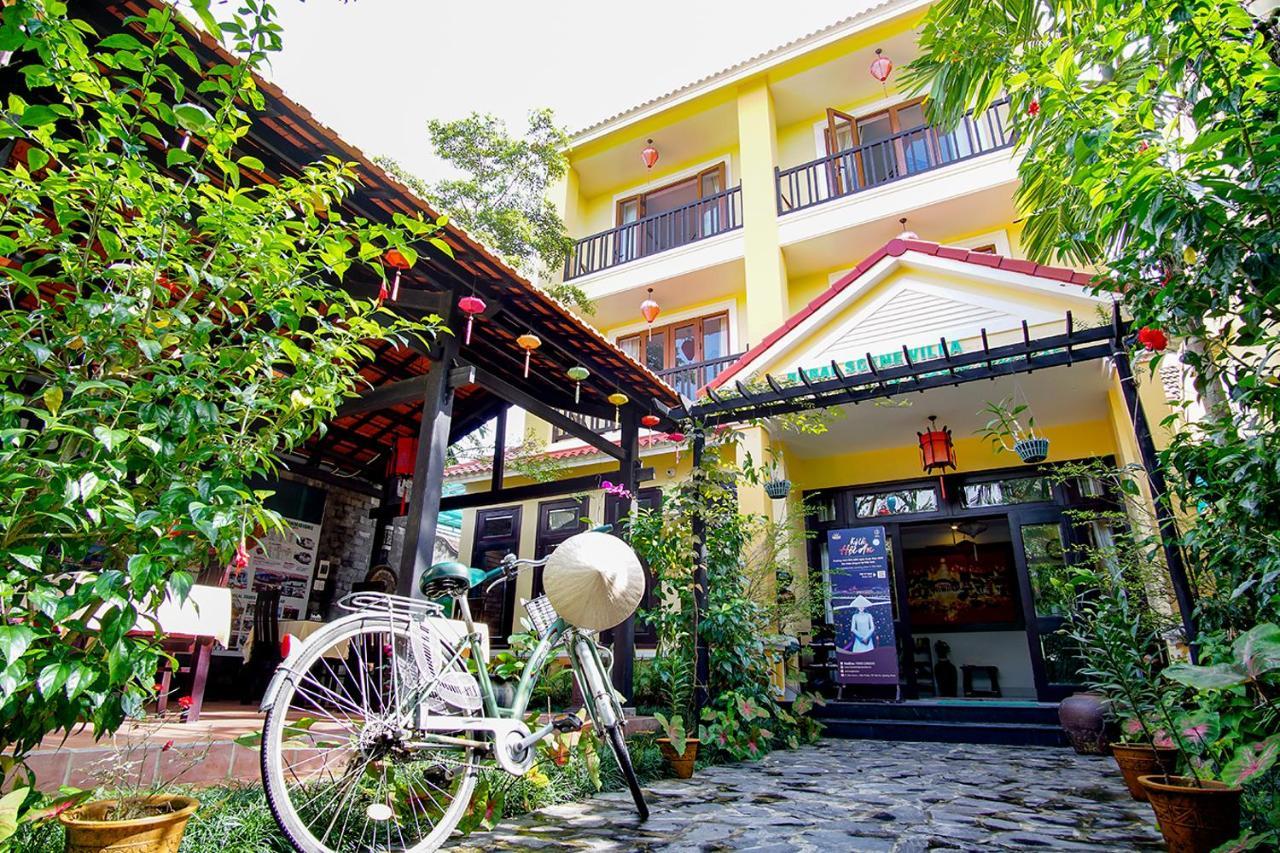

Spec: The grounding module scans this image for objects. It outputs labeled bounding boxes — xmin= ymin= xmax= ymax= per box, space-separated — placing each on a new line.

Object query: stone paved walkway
xmin=453 ymin=739 xmax=1164 ymax=851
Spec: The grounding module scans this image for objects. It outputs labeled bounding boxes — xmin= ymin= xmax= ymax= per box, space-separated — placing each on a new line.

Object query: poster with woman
xmin=826 ymin=526 xmax=899 ymax=685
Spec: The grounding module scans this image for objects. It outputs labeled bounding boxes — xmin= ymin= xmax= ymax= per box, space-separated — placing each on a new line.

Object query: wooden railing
xmin=563 ymin=185 xmax=742 ymax=280
xmin=776 ymin=99 xmax=1014 ymax=215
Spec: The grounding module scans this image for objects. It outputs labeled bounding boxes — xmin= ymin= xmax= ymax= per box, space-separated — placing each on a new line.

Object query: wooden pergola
xmin=68 ymin=2 xmax=684 ymax=691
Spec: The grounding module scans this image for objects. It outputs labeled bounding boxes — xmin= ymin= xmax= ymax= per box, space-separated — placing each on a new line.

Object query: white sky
xmin=246 ymin=0 xmax=867 ymax=181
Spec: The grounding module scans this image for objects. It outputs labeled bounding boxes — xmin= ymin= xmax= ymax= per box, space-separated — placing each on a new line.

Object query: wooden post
xmin=690 ymin=429 xmax=710 ymax=713
xmin=491 ymin=406 xmax=507 ymax=493
xmin=1112 ymin=343 xmax=1198 ymax=657
xmin=610 ymin=408 xmax=640 ymax=699
xmin=398 ymin=334 xmax=460 ymax=598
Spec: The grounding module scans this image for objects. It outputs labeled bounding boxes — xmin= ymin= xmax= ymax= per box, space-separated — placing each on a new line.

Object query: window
xmin=532 ymin=497 xmax=589 ymax=596
xmin=468 ymin=507 xmax=521 ymax=645
xmin=619 ymin=312 xmax=730 ymax=373
xmin=853 ymin=487 xmax=938 ymax=518
xmin=962 ymin=477 xmax=1053 ymax=508
xmin=615 ymin=165 xmax=727 ymax=261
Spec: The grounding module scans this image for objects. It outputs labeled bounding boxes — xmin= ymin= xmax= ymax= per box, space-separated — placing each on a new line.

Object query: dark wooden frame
xmin=531 ymin=496 xmax=590 ymax=596
xmin=617 ymin=311 xmax=731 ymax=375
xmin=468 ymin=505 xmax=523 ymax=648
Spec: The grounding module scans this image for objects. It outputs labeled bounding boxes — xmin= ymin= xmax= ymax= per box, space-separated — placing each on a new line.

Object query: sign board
xmin=221 ymin=516 xmax=322 ymax=654
xmin=826 ymin=526 xmax=899 ymax=685
xmin=785 ymin=341 xmax=963 ymax=384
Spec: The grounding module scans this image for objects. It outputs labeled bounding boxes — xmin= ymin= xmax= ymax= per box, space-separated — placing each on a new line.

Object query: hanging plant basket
xmin=764 ymin=478 xmax=792 ymax=500
xmin=1014 ymin=437 xmax=1050 ymax=464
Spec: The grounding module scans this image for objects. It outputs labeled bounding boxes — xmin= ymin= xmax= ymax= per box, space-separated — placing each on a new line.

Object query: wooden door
xmin=824 ymin=108 xmax=858 ymax=195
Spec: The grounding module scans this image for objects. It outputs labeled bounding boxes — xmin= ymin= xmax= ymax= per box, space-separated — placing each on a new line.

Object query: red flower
xmin=177 ymin=696 xmax=193 ymax=710
xmin=231 ymin=540 xmax=250 ymax=570
xmin=1138 ymin=326 xmax=1168 ymax=352
xmin=1138 ymin=141 xmax=1150 ymax=152
xmin=1028 ymin=100 xmax=1040 ymax=116
xmin=162 ymin=739 xmax=175 ymax=751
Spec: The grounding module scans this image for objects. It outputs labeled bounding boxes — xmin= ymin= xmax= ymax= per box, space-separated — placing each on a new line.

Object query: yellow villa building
xmin=442 ymin=0 xmax=1188 ymax=740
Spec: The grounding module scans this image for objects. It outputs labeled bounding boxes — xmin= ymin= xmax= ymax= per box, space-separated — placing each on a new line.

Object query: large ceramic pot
xmin=1058 ymin=691 xmax=1110 ymax=755
xmin=60 ymin=795 xmax=199 ymax=853
xmin=657 ymin=737 xmax=700 ymax=779
xmin=1110 ymin=743 xmax=1179 ymax=800
xmin=1138 ymin=775 xmax=1241 ymax=853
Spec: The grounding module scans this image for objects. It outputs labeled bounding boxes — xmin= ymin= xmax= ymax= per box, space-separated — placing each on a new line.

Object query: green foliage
xmin=975 ymin=397 xmax=1038 ymax=454
xmin=652 ymin=711 xmax=687 ymax=755
xmin=0 ymin=0 xmax=440 ymax=787
xmin=375 ymin=109 xmax=591 ymax=313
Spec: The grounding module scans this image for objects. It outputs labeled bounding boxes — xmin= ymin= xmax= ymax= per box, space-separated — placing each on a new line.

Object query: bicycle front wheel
xmin=605 ymin=722 xmax=649 ymax=821
xmin=261 ymin=614 xmax=481 ymax=853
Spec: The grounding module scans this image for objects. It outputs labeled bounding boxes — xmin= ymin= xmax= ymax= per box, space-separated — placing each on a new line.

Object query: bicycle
xmin=258 ymin=544 xmax=649 ymax=852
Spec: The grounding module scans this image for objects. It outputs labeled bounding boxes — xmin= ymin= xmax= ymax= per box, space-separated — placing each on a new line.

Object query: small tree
xmin=0 ymin=0 xmax=441 ymax=785
xmin=377 ymin=109 xmax=591 ymax=313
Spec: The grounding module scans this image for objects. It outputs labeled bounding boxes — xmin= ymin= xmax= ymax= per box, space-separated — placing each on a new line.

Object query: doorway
xmin=899 ymin=518 xmax=1035 ymax=701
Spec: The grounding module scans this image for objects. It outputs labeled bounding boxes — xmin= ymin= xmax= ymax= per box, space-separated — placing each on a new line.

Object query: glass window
xmin=854 ymin=488 xmax=938 ymax=517
xmin=480 ymin=514 xmax=515 ymax=538
xmin=809 ymin=492 xmax=838 ymax=524
xmin=673 ymin=324 xmax=697 ymax=367
xmin=702 ymin=315 xmax=727 ymax=362
xmin=546 ymin=507 xmax=580 ymax=532
xmin=643 ymin=329 xmax=666 ymax=373
xmin=962 ymin=477 xmax=1053 ymax=508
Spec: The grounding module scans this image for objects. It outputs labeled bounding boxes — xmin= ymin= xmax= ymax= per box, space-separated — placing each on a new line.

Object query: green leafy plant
xmin=976 ymin=397 xmax=1041 ymax=454
xmin=652 ymin=711 xmax=688 ymax=755
xmin=0 ymin=0 xmax=442 ymax=799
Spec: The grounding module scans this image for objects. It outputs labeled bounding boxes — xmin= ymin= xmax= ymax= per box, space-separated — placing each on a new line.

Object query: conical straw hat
xmin=544 ymin=531 xmax=645 ymax=631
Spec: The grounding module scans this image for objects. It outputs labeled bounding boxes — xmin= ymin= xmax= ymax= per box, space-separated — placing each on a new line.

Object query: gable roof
xmin=706 ymin=238 xmax=1100 ymax=391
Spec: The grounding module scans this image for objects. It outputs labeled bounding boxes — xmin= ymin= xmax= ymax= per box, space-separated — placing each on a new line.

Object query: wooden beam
xmin=466 ymin=363 xmax=627 ymax=462
xmin=415 ymin=468 xmax=655 ymax=515
xmin=336 ymin=375 xmax=430 ymax=419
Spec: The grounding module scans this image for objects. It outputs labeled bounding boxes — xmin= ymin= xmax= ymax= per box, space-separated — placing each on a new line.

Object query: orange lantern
xmin=383 ymin=248 xmax=412 ymax=302
xmin=641 ymin=287 xmax=660 ymax=343
xmin=917 ymin=415 xmax=956 ymax=473
xmin=641 ymin=139 xmax=659 ymax=169
xmin=640 ymin=414 xmax=661 ymax=429
xmin=517 ymin=332 xmax=541 ymax=378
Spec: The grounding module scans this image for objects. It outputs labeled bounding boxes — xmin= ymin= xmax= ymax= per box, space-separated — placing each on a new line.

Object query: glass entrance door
xmin=1010 ymin=511 xmax=1086 ymax=701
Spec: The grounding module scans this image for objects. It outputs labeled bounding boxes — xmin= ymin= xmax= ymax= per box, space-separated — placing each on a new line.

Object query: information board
xmin=826 ymin=526 xmax=899 ymax=685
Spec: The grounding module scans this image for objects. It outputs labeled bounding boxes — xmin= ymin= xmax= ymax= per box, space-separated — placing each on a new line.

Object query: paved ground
xmin=454 ymin=740 xmax=1164 ymax=852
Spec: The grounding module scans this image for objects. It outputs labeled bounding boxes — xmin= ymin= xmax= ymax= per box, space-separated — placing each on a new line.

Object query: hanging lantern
xmin=458 ymin=295 xmax=486 ymax=345
xmin=640 ymin=287 xmax=661 ymax=344
xmin=666 ymin=430 xmax=686 ymax=463
xmin=870 ymin=48 xmax=893 ymax=86
xmin=640 ymin=414 xmax=661 ymax=429
xmin=387 ymin=437 xmax=418 ymax=515
xmin=917 ymin=415 xmax=957 ymax=473
xmin=516 ymin=332 xmax=541 ymax=378
xmin=608 ymin=391 xmax=629 ymax=428
xmin=567 ymin=366 xmax=590 ymax=403
xmin=383 ymin=249 xmax=412 ymax=303
xmin=641 ymin=139 xmax=659 ymax=169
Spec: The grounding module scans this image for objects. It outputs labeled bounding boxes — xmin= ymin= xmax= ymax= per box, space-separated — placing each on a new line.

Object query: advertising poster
xmin=221 ymin=517 xmax=322 ymax=655
xmin=826 ymin=526 xmax=899 ymax=685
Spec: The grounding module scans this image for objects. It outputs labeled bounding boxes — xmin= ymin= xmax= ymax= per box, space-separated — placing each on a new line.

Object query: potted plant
xmin=977 ymin=397 xmax=1049 ymax=463
xmin=1109 ymin=715 xmax=1179 ymax=801
xmin=763 ymin=477 xmax=792 ymax=500
xmin=58 ymin=733 xmax=205 ymax=853
xmin=654 ymin=711 xmax=700 ymax=778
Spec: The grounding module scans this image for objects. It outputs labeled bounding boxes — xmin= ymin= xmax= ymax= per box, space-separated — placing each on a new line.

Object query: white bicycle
xmin=258 ymin=539 xmax=648 ymax=852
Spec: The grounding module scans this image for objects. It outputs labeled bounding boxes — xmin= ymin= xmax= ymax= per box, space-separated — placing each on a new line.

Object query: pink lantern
xmin=458 ymin=295 xmax=486 ymax=344
xmin=666 ymin=430 xmax=686 ymax=464
xmin=641 ymin=139 xmax=659 ymax=169
xmin=870 ymin=49 xmax=893 ymax=84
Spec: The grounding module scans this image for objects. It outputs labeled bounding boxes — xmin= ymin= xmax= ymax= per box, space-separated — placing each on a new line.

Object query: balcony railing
xmin=550 ymin=353 xmax=744 ymax=441
xmin=657 ymin=352 xmax=743 ymax=400
xmin=564 ymin=185 xmax=743 ymax=280
xmin=776 ymin=98 xmax=1014 ymax=215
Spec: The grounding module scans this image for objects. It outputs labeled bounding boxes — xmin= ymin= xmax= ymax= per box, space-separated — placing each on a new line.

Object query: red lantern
xmin=641 ymin=414 xmax=661 ymax=429
xmin=641 ymin=139 xmax=659 ymax=170
xmin=1138 ymin=326 xmax=1168 ymax=352
xmin=458 ymin=295 xmax=486 ymax=345
xmin=917 ymin=416 xmax=957 ymax=474
xmin=383 ymin=249 xmax=412 ymax=302
xmin=388 ymin=437 xmax=418 ymax=514
xmin=666 ymin=430 xmax=686 ymax=463
xmin=870 ymin=49 xmax=893 ymax=84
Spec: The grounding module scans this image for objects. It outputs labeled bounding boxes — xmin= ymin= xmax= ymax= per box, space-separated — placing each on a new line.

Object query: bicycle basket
xmin=524 ymin=595 xmax=559 ymax=638
xmin=338 ymin=591 xmax=445 ymax=619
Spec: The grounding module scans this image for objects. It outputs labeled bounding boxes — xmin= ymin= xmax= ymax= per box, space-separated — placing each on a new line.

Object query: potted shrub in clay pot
xmin=58 ymin=731 xmax=207 ymax=853
xmin=977 ymin=397 xmax=1050 ymax=463
xmin=1109 ymin=715 xmax=1179 ymax=801
xmin=654 ymin=712 xmax=699 ymax=779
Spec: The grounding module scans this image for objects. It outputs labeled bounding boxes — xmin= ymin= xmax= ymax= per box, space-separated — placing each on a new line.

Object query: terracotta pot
xmin=657 ymin=737 xmax=700 ymax=779
xmin=1058 ymin=691 xmax=1110 ymax=755
xmin=1138 ymin=775 xmax=1241 ymax=853
xmin=1110 ymin=743 xmax=1179 ymax=801
xmin=60 ymin=795 xmax=199 ymax=853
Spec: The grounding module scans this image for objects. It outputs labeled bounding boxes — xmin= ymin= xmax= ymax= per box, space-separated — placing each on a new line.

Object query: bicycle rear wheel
xmin=261 ymin=614 xmax=480 ymax=852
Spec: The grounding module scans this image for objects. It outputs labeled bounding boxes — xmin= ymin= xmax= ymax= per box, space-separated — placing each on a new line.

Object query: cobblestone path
xmin=452 ymin=739 xmax=1164 ymax=851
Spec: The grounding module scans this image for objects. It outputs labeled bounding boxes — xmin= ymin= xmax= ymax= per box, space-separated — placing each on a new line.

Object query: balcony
xmin=564 ymin=186 xmax=743 ymax=281
xmin=776 ymin=99 xmax=1014 ymax=215
xmin=550 ymin=353 xmax=743 ymax=441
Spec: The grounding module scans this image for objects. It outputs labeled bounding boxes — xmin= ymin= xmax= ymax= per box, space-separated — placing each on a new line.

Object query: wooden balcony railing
xmin=776 ymin=98 xmax=1014 ymax=215
xmin=563 ymin=185 xmax=742 ymax=280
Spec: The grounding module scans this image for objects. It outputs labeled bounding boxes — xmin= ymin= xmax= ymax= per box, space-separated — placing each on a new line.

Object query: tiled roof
xmin=571 ymin=0 xmax=917 ymax=140
xmin=706 ymin=238 xmax=1099 ymax=391
xmin=445 ymin=433 xmax=675 ymax=480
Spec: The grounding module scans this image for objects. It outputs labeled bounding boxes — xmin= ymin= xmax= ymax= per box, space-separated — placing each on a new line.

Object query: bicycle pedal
xmin=551 ymin=714 xmax=584 ymax=734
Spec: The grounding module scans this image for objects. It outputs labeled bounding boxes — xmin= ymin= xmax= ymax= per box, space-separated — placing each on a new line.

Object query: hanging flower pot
xmin=764 ymin=478 xmax=792 ymax=500
xmin=1014 ymin=436 xmax=1050 ymax=464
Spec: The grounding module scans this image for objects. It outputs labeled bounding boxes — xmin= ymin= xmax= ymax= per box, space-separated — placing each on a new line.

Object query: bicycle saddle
xmin=419 ymin=560 xmax=483 ymax=599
